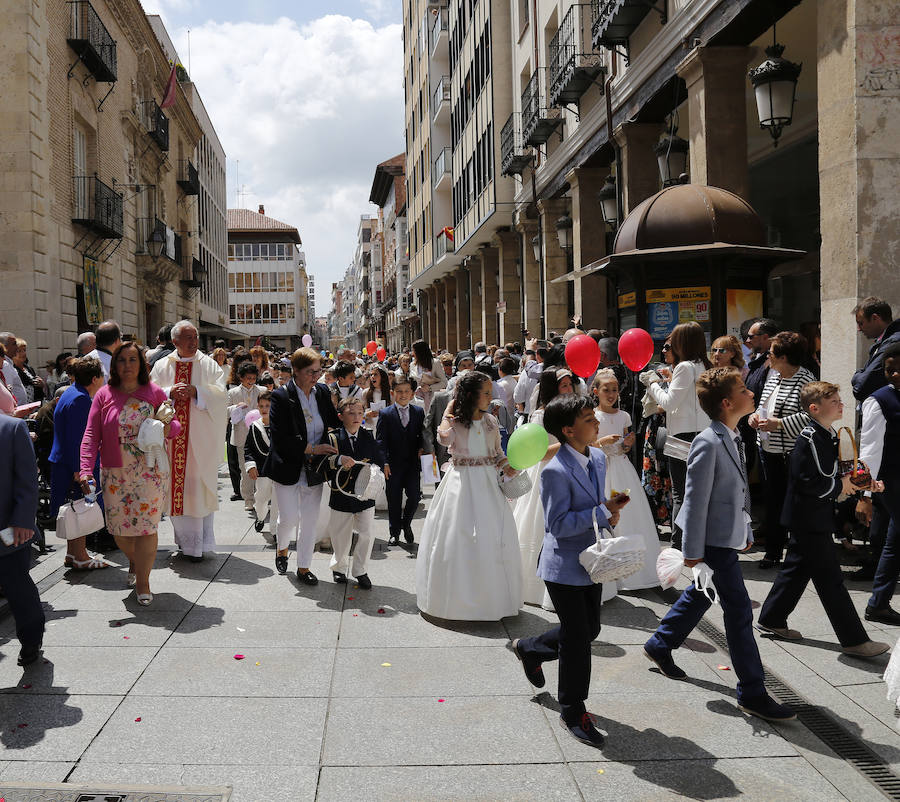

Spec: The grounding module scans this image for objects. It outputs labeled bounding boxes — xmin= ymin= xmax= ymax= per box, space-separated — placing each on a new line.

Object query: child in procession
xmin=244 ymin=389 xmax=277 ymax=542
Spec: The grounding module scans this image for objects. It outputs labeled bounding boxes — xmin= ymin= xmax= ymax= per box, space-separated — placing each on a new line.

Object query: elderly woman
xmin=49 ymin=356 xmax=106 ymax=569
xmin=710 ymin=335 xmax=747 ymax=379
xmin=266 ymin=347 xmax=339 ymax=584
xmin=79 ymin=343 xmax=180 ymax=604
xmin=749 ymin=331 xmax=816 ymax=568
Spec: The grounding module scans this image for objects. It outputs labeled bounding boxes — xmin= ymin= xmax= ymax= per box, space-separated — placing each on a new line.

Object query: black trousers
xmin=517 ymin=580 xmax=603 ymax=723
xmin=386 ymin=467 xmax=421 ymax=535
xmin=759 ymin=529 xmax=867 ymax=647
xmin=0 ymin=546 xmax=45 ymax=649
xmin=760 ymin=451 xmax=790 ymax=561
xmin=226 ymin=437 xmax=242 ymax=498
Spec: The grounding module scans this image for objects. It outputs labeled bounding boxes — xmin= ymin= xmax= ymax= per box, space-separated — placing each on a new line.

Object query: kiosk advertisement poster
xmin=726 ymin=289 xmax=764 ymax=339
xmin=646 ymin=287 xmax=711 ymax=339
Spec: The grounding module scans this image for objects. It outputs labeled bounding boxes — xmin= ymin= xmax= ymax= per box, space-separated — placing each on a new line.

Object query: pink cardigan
xmin=80 ymin=382 xmax=180 ymax=473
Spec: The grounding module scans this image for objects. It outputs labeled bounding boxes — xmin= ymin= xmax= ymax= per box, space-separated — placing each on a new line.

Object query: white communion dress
xmin=416 ymin=415 xmax=523 ymax=621
xmin=595 ymin=408 xmax=662 ymax=591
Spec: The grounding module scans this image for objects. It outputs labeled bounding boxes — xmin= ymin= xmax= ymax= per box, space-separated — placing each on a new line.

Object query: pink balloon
xmin=301 ymin=334 xmax=312 ymax=347
xmin=564 ymin=334 xmax=600 ymax=378
xmin=244 ymin=410 xmax=261 ymax=427
xmin=619 ymin=328 xmax=655 ymax=372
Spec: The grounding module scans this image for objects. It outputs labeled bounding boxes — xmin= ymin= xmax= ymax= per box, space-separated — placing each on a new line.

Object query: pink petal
xmin=437 ymin=699 xmax=445 ymax=703
xmin=134 ymin=717 xmax=142 ymax=722
xmin=17 ymin=723 xmax=27 ymax=728
xmin=347 ymin=597 xmax=354 ymax=600
xmin=234 ymin=654 xmax=245 ymax=660
xmin=21 ymin=684 xmax=31 ymax=689
xmin=377 ymin=608 xmax=385 ymax=614
xmin=123 ymin=636 xmax=130 ymax=640
xmin=717 ymin=665 xmax=731 ymax=671
xmin=353 ymin=614 xmax=358 ymax=617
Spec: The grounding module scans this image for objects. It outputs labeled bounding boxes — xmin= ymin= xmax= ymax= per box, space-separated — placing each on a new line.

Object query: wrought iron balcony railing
xmin=176 ymin=160 xmax=199 ymax=195
xmin=521 ymin=71 xmax=562 ymax=147
xmin=591 ymin=0 xmax=666 ymax=57
xmin=66 ymin=1 xmax=117 ymax=83
xmin=500 ymin=113 xmax=533 ymax=176
xmin=549 ymin=4 xmax=606 ymax=108
xmin=140 ymin=100 xmax=169 ymax=151
xmin=72 ymin=175 xmax=123 ymax=239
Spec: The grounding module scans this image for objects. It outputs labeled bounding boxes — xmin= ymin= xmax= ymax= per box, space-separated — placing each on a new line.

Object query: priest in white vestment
xmin=150 ymin=320 xmax=227 ymax=559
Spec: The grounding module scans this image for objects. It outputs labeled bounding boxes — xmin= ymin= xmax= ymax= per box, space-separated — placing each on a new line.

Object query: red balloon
xmin=366 ymin=340 xmax=377 ymax=356
xmin=565 ymin=334 xmax=600 ymax=378
xmin=376 ymin=346 xmax=387 ymax=361
xmin=619 ymin=328 xmax=654 ymax=372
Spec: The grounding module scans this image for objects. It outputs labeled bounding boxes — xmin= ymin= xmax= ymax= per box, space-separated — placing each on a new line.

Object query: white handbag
xmin=498 ymin=469 xmax=532 ymax=499
xmin=662 ymin=433 xmax=692 ymax=462
xmin=56 ymin=496 xmax=104 ymax=540
xmin=578 ymin=507 xmax=646 ymax=584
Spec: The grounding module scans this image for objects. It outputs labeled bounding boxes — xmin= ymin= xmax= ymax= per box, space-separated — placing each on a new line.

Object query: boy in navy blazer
xmin=319 ymin=396 xmax=384 ymax=588
xmin=511 ymin=395 xmax=630 ymax=749
xmin=644 ymin=367 xmax=795 ymax=722
xmin=376 ymin=377 xmax=426 ymax=545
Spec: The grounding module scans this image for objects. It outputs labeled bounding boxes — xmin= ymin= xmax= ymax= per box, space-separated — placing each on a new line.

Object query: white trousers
xmin=171 ymin=513 xmax=216 ymax=558
xmin=273 ymin=480 xmax=323 ymax=569
xmin=253 ymin=476 xmax=279 ymax=530
xmin=237 ymin=449 xmax=254 ymax=508
xmin=329 ymin=507 xmax=376 ymax=578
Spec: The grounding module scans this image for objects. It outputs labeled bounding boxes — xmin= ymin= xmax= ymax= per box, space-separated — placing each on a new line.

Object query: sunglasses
xmin=711 ymin=347 xmax=731 ymax=354
xmin=661 ymin=343 xmax=672 ymax=351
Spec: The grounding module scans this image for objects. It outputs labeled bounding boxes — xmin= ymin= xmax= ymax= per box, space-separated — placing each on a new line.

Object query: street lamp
xmin=531 ymin=234 xmax=541 ymax=263
xmin=147 ymin=226 xmax=166 ymax=258
xmin=555 ymin=214 xmax=573 ymax=252
xmin=597 ymin=175 xmax=618 ymax=228
xmin=749 ymin=26 xmax=801 ymax=147
xmin=654 ymin=129 xmax=689 ymax=187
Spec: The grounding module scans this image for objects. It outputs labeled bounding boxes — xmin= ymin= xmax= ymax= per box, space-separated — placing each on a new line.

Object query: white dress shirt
xmin=860 ymin=387 xmax=896 ymax=480
xmin=564 ymin=444 xmax=612 ymax=523
xmin=297 ymin=383 xmax=324 ymax=487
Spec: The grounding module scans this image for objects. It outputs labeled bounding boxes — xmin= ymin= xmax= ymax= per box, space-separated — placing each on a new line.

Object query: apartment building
xmin=1 ymin=0 xmax=205 ymax=361
xmin=226 ymin=206 xmax=308 ymax=350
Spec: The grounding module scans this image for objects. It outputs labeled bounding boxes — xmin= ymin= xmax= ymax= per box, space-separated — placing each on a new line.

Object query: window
xmin=252 ymin=272 xmax=261 ymax=290
xmin=236 ymin=273 xmax=244 ymax=291
xmin=228 ymin=273 xmax=235 ymax=289
xmin=228 ymin=243 xmax=235 ymax=260
xmin=259 ymin=243 xmax=268 ymax=259
xmin=286 ymin=273 xmax=294 ymax=291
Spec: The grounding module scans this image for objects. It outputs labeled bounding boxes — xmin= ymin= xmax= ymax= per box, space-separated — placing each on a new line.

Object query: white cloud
xmin=165 ymin=14 xmax=403 ymax=312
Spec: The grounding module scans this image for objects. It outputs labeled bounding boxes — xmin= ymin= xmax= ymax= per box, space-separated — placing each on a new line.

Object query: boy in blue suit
xmin=644 ymin=367 xmax=795 ymax=722
xmin=511 ymin=394 xmax=630 ymax=748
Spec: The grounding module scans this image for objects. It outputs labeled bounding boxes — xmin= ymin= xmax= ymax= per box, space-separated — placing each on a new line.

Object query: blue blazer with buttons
xmin=0 ymin=415 xmax=39 ymax=557
xmin=537 ymin=445 xmax=611 ymax=586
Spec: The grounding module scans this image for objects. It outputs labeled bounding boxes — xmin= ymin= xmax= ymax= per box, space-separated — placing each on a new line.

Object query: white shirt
xmin=296 ymin=382 xmax=324 ymax=487
xmin=85 ymin=348 xmax=112 ymax=382
xmin=647 ymin=360 xmax=710 ymax=435
xmin=860 ymin=389 xmax=895 ymax=480
xmin=564 ymin=444 xmax=612 ymax=523
xmin=496 ymin=375 xmax=517 ymax=417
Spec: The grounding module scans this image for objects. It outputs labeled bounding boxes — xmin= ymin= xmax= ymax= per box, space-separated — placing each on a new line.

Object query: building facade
xmin=226 ymin=206 xmax=308 ymax=351
xmin=2 ymin=0 xmax=206 ymax=362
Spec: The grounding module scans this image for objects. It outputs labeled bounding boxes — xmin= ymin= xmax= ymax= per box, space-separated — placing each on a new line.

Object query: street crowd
xmin=0 ymin=293 xmax=898 ymax=748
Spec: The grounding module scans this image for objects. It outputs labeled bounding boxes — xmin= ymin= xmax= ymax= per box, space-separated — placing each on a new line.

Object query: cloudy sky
xmin=140 ymin=0 xmax=404 ymax=314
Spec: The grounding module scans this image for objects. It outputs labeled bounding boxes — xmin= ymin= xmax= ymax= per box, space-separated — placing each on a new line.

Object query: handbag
xmin=498 ymin=469 xmax=532 ymax=499
xmin=836 ymin=426 xmax=872 ymax=488
xmin=56 ymin=496 xmax=104 ymax=540
xmin=662 ymin=433 xmax=692 ymax=462
xmin=578 ymin=507 xmax=646 ymax=584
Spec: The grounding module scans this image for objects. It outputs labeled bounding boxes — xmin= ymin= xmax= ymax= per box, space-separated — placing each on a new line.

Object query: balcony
xmin=176 ymin=160 xmax=199 ymax=195
xmin=591 ymin=0 xmax=666 ymax=56
xmin=140 ymin=100 xmax=169 ymax=151
xmin=434 ymin=228 xmax=455 ymax=261
xmin=430 ymin=7 xmax=449 ymax=57
xmin=433 ymin=147 xmax=451 ymax=191
xmin=549 ymin=5 xmax=606 ymax=108
xmin=135 ymin=217 xmax=181 ymax=282
xmin=500 ymin=113 xmax=533 ymax=176
xmin=180 ymin=257 xmax=207 ymax=289
xmin=72 ymin=175 xmax=123 ymax=239
xmin=521 ymin=71 xmax=562 ymax=147
xmin=66 ymin=1 xmax=117 ymax=83
xmin=432 ymin=76 xmax=451 ymax=126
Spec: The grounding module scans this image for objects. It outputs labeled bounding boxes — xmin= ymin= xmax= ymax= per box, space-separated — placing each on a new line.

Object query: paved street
xmin=2 ymin=474 xmax=900 ymax=800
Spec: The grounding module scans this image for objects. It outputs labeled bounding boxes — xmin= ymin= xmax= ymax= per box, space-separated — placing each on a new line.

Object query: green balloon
xmin=507 ymin=423 xmax=550 ymax=470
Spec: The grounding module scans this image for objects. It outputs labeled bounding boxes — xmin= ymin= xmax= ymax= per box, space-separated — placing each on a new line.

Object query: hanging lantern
xmin=597 ymin=175 xmax=618 ymax=228
xmin=654 ymin=133 xmax=689 ymax=187
xmin=555 ymin=214 xmax=573 ymax=252
xmin=748 ymin=40 xmax=801 ymax=147
xmin=531 ymin=234 xmax=541 ymax=263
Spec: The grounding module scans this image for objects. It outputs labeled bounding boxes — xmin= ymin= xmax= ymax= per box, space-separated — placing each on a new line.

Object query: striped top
xmin=757 ymin=366 xmax=816 ymax=454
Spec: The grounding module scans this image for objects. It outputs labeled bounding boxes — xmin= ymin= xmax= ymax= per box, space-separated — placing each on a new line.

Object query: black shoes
xmin=387 ymin=534 xmax=400 ymax=546
xmin=865 ymin=606 xmax=900 ymax=626
xmin=758 ymin=558 xmax=780 ymax=570
xmin=254 ymin=519 xmax=265 ymax=533
xmin=510 ymin=638 xmax=545 ymax=688
xmin=849 ymin=565 xmax=876 ymax=582
xmin=737 ymin=694 xmax=796 ymax=721
xmin=333 ymin=572 xmax=348 ymax=584
xmin=230 ymin=493 xmax=241 ymax=501
xmin=560 ymin=713 xmax=604 ymax=748
xmin=403 ymin=525 xmax=415 ymax=544
xmin=297 ymin=569 xmax=318 ymax=586
xmin=275 ymin=554 xmax=288 ymax=575
xmin=355 ymin=573 xmax=372 ymax=590
xmin=18 ymin=642 xmax=42 ymax=667
xmin=643 ymin=644 xmax=687 ymax=679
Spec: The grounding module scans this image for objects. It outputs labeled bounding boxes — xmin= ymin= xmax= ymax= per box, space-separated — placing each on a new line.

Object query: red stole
xmin=170 ymin=360 xmax=193 ymax=515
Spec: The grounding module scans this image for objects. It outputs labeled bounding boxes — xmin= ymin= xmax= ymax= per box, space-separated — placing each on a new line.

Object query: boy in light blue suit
xmin=644 ymin=367 xmax=795 ymax=722
xmin=511 ymin=395 xmax=630 ymax=748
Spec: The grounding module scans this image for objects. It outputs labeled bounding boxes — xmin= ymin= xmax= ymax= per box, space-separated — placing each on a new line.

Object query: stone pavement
xmin=1 ymin=476 xmax=900 ymax=800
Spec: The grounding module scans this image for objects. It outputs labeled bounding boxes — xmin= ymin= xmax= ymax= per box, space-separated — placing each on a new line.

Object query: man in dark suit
xmin=0 ymin=414 xmax=45 ymax=666
xmin=376 ymin=376 xmax=426 ymax=546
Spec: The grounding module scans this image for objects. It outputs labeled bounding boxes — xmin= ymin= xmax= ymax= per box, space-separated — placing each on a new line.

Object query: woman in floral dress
xmin=80 ymin=343 xmax=179 ymax=605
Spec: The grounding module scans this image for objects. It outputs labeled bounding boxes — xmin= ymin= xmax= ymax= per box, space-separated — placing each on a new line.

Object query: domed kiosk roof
xmin=613 ymin=183 xmax=766 ymax=254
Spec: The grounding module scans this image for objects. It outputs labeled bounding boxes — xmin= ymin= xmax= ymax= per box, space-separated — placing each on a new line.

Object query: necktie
xmin=587 ymin=458 xmax=598 ymax=499
xmin=349 ymin=435 xmax=356 ymax=453
xmin=735 ymin=435 xmax=752 ymax=519
xmin=400 ymin=406 xmax=409 ymax=427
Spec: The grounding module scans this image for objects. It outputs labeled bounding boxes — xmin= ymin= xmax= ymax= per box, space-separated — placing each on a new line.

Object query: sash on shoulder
xmin=170 ymin=360 xmax=192 ymax=515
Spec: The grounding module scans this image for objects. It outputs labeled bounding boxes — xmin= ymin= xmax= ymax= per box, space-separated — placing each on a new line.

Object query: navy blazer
xmin=781 ymin=421 xmax=842 ymax=532
xmin=48 ymin=383 xmax=92 ymax=471
xmin=538 ymin=445 xmax=612 ymax=586
xmin=263 ymin=380 xmax=339 ymax=486
xmin=375 ymin=403 xmax=426 ymax=469
xmin=0 ymin=415 xmax=39 ymax=556
xmin=321 ymin=427 xmax=384 ymax=514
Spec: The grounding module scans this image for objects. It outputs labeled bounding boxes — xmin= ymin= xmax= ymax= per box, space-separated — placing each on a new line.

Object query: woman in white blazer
xmin=644 ymin=322 xmax=712 ymax=549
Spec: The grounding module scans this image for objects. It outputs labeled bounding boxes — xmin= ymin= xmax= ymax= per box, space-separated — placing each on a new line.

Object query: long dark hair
xmin=366 ymin=364 xmax=391 ymax=406
xmin=412 ymin=339 xmax=433 ymax=372
xmin=670 ymin=322 xmax=712 ymax=369
xmin=228 ymin=348 xmax=252 ymax=386
xmin=452 ymin=371 xmax=491 ymax=428
xmin=108 ymin=342 xmax=150 ymax=387
xmin=538 ymin=368 xmax=572 ymax=409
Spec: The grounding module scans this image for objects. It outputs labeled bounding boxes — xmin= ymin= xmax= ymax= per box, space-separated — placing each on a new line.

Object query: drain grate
xmin=0 ymin=783 xmax=230 ymax=802
xmin=654 ymin=587 xmax=900 ymax=800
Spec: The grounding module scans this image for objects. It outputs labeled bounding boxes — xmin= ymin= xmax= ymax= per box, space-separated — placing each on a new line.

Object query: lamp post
xmin=531 ymin=231 xmax=546 ymax=339
xmin=147 ymin=225 xmax=166 ymax=258
xmin=555 ymin=214 xmax=573 ymax=252
xmin=555 ymin=213 xmax=575 ymax=324
xmin=654 ymin=130 xmax=689 ymax=187
xmin=597 ymin=175 xmax=618 ymax=228
xmin=749 ymin=25 xmax=801 ymax=147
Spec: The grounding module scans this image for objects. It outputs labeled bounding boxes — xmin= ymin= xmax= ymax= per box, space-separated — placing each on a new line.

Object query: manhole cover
xmin=0 ymin=783 xmax=230 ymax=802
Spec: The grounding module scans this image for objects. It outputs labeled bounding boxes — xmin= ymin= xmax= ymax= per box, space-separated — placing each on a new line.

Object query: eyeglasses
xmin=661 ymin=343 xmax=672 ymax=352
xmin=745 ymin=332 xmax=760 ymax=340
xmin=711 ymin=348 xmax=731 ymax=354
